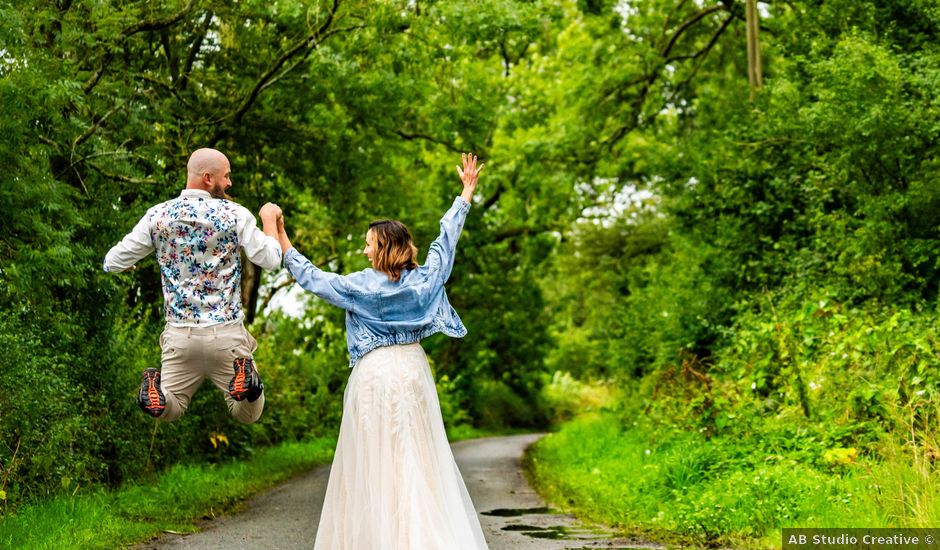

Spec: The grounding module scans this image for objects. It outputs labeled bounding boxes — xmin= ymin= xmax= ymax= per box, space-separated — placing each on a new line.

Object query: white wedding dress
xmin=314 ymin=343 xmax=489 ymax=550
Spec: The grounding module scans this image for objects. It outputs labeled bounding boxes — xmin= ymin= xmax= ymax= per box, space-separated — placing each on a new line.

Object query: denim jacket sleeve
xmin=284 ymin=248 xmax=351 ymax=310
xmin=425 ymin=197 xmax=471 ymax=284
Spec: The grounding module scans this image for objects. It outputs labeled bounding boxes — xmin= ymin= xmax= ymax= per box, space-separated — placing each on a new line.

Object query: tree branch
xmin=482 ymin=170 xmax=518 ymax=210
xmin=72 ymin=103 xmax=124 ymax=150
xmin=209 ymin=0 xmax=343 ymax=145
xmin=55 ymin=147 xmax=137 ymax=180
xmin=672 ymin=15 xmax=733 ymax=87
xmin=256 ymin=276 xmax=297 ymax=316
xmin=253 ymin=25 xmax=365 ymax=99
xmin=160 ymin=29 xmax=180 ymax=83
xmin=122 ymin=0 xmax=198 ymax=37
xmin=605 ymin=5 xmax=733 ymax=150
xmin=136 ymin=73 xmax=192 ymax=108
xmin=179 ymin=10 xmax=214 ymax=91
xmin=394 ymin=130 xmax=462 ymax=154
xmin=662 ymin=0 xmax=691 ymax=36
xmin=500 ymin=40 xmax=512 ymax=78
xmin=604 ymin=75 xmax=654 ymax=149
xmin=482 ymin=182 xmax=505 ymax=210
xmin=79 ymin=2 xmax=197 ymax=95
xmin=88 ymin=163 xmax=160 ymax=185
xmin=492 ymin=224 xmax=563 ymax=243
xmin=83 ymin=54 xmax=112 ymax=94
xmin=660 ymin=4 xmax=725 ymax=58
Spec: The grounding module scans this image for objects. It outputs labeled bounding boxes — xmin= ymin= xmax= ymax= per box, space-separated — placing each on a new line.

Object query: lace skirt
xmin=313 ymin=343 xmax=489 ymax=550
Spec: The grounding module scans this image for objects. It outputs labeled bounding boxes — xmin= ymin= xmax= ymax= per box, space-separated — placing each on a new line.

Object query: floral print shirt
xmin=104 ymin=189 xmax=282 ymax=326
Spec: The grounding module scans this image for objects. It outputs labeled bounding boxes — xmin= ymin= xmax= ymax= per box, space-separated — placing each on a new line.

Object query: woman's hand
xmin=275 ymin=210 xmax=293 ymax=254
xmin=456 ymin=152 xmax=484 ymax=203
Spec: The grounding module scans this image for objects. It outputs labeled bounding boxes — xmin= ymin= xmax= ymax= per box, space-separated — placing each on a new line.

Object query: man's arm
xmin=103 ymin=214 xmax=154 ymax=272
xmin=238 ymin=203 xmax=283 ymax=270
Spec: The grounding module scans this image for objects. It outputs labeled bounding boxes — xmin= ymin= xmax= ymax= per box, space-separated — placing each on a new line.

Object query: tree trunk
xmin=240 ymin=251 xmax=261 ymax=324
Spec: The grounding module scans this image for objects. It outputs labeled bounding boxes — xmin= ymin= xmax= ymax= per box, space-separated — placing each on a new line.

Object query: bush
xmin=539 ymin=370 xmax=617 ymax=424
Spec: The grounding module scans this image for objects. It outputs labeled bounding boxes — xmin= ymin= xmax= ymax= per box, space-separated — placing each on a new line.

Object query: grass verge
xmin=525 ymin=413 xmax=940 ymax=549
xmin=0 ymin=436 xmax=336 ymax=550
xmin=0 ymin=423 xmax=518 ymax=550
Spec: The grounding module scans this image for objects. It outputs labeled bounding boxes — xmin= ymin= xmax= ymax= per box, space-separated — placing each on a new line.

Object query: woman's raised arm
xmin=425 ymin=153 xmax=485 ymax=283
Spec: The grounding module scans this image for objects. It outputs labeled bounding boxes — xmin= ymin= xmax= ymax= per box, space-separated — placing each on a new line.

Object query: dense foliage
xmin=534 ymin=0 xmax=940 ymax=543
xmin=3 ymin=0 xmax=940 ymax=541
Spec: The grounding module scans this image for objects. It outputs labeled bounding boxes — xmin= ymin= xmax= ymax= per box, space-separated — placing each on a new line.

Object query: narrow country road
xmin=134 ymin=433 xmax=658 ymax=549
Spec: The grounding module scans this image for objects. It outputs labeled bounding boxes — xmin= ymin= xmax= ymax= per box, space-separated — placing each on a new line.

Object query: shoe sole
xmin=229 ymin=357 xmax=263 ymax=402
xmin=138 ymin=369 xmax=166 ymax=418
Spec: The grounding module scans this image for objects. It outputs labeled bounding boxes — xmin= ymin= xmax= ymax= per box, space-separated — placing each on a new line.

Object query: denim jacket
xmin=284 ymin=197 xmax=471 ymax=367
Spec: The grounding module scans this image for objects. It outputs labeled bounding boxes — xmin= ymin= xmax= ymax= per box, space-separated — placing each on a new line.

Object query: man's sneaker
xmin=137 ymin=368 xmax=166 ymax=418
xmin=229 ymin=357 xmax=263 ymax=403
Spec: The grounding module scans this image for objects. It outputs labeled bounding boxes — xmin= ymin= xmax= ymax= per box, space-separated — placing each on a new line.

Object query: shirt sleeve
xmin=284 ymin=248 xmax=352 ymax=310
xmin=237 ymin=207 xmax=283 ymax=271
xmin=425 ymin=196 xmax=471 ymax=284
xmin=103 ymin=213 xmax=154 ymax=273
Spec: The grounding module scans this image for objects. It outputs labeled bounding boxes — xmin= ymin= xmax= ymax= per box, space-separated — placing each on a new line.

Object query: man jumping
xmin=104 ymin=148 xmax=282 ymax=423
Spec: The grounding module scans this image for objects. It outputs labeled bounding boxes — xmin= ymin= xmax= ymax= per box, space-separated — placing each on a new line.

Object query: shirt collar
xmin=180 ymin=189 xmax=212 ymax=199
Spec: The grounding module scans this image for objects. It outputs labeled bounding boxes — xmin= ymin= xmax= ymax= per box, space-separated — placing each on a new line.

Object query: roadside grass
xmin=0 ymin=436 xmax=336 ymax=550
xmin=525 ymin=413 xmax=940 ymax=549
xmin=0 ymin=422 xmax=515 ymax=550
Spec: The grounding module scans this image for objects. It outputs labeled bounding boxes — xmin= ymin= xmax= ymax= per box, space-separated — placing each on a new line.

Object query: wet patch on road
xmin=482 ymin=505 xmax=663 ymax=548
xmin=483 ymin=506 xmax=555 ymax=517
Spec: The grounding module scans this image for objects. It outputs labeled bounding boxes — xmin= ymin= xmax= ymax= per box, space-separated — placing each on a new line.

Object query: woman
xmin=277 ymin=153 xmax=488 ymax=550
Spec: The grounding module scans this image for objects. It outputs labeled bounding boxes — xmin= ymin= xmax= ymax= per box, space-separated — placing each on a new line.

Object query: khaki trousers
xmin=159 ymin=322 xmax=265 ymax=424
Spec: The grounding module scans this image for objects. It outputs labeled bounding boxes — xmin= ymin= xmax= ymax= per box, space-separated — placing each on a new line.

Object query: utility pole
xmin=746 ymin=0 xmax=763 ymax=99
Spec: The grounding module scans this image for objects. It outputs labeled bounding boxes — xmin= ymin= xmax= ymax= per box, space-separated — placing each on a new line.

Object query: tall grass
xmin=526 ymin=412 xmax=940 ymax=548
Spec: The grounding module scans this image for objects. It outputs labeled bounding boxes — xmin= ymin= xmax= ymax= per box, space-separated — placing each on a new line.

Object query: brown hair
xmin=368 ymin=220 xmax=418 ymax=282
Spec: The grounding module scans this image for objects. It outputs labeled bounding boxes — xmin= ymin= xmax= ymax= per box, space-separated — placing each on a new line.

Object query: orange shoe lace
xmin=147 ymin=375 xmax=163 ymax=409
xmin=232 ymin=359 xmax=247 ymax=395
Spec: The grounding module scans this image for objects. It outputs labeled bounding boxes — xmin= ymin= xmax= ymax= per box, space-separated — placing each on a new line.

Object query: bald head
xmin=186 ymin=148 xmax=232 ymax=199
xmin=187 ymin=148 xmax=228 ymax=180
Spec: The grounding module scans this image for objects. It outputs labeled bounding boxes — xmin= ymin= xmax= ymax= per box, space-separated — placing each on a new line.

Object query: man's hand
xmin=456 ymin=152 xmax=484 ymax=203
xmin=259 ymin=203 xmax=282 ymax=241
xmin=260 ymin=202 xmax=282 ymax=222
